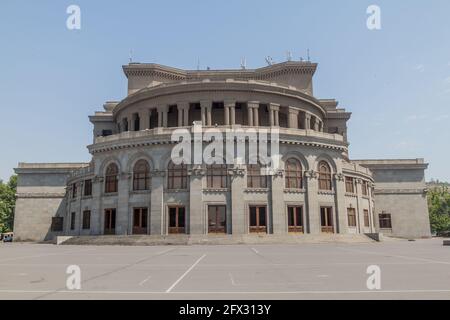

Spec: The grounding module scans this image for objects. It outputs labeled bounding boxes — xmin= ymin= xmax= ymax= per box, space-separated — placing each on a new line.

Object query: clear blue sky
xmin=1 ymin=0 xmax=449 ymax=182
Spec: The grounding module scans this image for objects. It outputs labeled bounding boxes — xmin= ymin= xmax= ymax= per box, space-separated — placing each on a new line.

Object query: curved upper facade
xmin=89 ymin=61 xmax=352 ymax=151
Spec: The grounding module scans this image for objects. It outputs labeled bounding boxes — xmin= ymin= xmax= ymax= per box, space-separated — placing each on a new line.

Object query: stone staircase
xmin=60 ymin=233 xmax=375 ymax=246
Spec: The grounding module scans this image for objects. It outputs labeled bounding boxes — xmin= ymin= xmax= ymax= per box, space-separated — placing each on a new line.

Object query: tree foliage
xmin=0 ymin=175 xmax=17 ymax=233
xmin=428 ymin=185 xmax=450 ymax=234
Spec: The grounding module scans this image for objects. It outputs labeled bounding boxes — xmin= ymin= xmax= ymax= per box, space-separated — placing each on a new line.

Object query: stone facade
xmin=13 ymin=61 xmax=431 ymax=241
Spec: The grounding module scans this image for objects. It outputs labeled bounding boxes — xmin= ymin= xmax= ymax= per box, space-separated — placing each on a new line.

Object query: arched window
xmin=167 ymin=161 xmax=187 ymax=189
xmin=206 ymin=164 xmax=228 ymax=188
xmin=318 ymin=161 xmax=332 ymax=190
xmin=247 ymin=164 xmax=268 ymax=188
xmin=133 ymin=160 xmax=150 ymax=191
xmin=285 ymin=158 xmax=303 ymax=189
xmin=105 ymin=163 xmax=118 ymax=193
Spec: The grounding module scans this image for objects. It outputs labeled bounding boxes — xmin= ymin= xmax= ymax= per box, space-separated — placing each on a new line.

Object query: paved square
xmin=0 ymin=238 xmax=449 ymax=300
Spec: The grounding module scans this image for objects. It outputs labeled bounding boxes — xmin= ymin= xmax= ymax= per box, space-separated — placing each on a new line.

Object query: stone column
xmin=305 ymin=170 xmax=320 ymax=234
xmin=91 ymin=176 xmax=103 ymax=235
xmin=157 ymin=107 xmax=164 ymax=128
xmin=188 ymin=166 xmax=205 ymax=234
xmin=201 ymin=103 xmax=207 ymax=126
xmin=201 ymin=101 xmax=212 ymax=126
xmin=224 ymin=100 xmax=235 ymax=126
xmin=230 ymin=166 xmax=246 ymax=235
xmin=150 ymin=170 xmax=165 ymax=235
xmin=355 ymin=179 xmax=364 ymax=234
xmin=230 ymin=104 xmax=236 ymax=125
xmin=304 ymin=113 xmax=311 ymax=130
xmin=142 ymin=109 xmax=150 ymax=130
xmin=248 ymin=101 xmax=259 ymax=127
xmin=271 ymin=170 xmax=286 ymax=234
xmin=269 ymin=103 xmax=280 ymax=127
xmin=178 ymin=105 xmax=183 ymax=127
xmin=288 ymin=107 xmax=299 ymax=129
xmin=225 ymin=106 xmax=230 ymax=125
xmin=334 ymin=173 xmax=348 ymax=234
xmin=116 ymin=172 xmax=130 ymax=235
xmin=247 ymin=105 xmax=253 ymax=126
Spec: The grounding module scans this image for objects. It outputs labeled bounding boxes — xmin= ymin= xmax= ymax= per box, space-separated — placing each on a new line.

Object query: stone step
xmin=61 ymin=233 xmax=375 ymax=246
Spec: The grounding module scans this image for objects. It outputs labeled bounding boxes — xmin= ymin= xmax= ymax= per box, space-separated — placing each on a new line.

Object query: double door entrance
xmin=168 ymin=206 xmax=186 ymax=234
xmin=208 ymin=205 xmax=226 ymax=234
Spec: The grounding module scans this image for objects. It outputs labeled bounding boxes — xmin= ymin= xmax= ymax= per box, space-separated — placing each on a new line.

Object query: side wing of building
xmin=354 ymin=159 xmax=431 ymax=239
xmin=13 ymin=163 xmax=89 ymax=241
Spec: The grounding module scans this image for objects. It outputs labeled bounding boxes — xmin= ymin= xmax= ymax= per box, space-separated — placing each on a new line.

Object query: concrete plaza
xmin=0 ymin=238 xmax=449 ymax=300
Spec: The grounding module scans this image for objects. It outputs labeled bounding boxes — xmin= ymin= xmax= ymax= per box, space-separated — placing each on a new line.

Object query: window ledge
xmin=345 ymin=193 xmax=357 ymax=197
xmin=103 ymin=192 xmax=118 ymax=197
xmin=82 ymin=195 xmax=93 ymax=200
xmin=166 ymin=189 xmax=189 ymax=193
xmin=284 ymin=188 xmax=306 ymax=194
xmin=131 ymin=190 xmax=151 ymax=195
xmin=318 ymin=190 xmax=335 ymax=195
xmin=203 ymin=188 xmax=229 ymax=193
xmin=245 ymin=188 xmax=269 ymax=193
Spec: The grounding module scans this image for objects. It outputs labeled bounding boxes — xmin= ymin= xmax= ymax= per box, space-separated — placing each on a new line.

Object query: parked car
xmin=2 ymin=233 xmax=13 ymax=242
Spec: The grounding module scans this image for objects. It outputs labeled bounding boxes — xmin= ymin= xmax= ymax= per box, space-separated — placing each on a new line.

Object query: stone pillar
xmin=355 ymin=179 xmax=364 ymax=234
xmin=230 ymin=166 xmax=246 ymax=234
xmin=269 ymin=103 xmax=280 ymax=127
xmin=91 ymin=176 xmax=103 ymax=235
xmin=224 ymin=100 xmax=235 ymax=126
xmin=189 ymin=166 xmax=204 ymax=234
xmin=230 ymin=104 xmax=236 ymax=125
xmin=157 ymin=107 xmax=165 ymax=128
xmin=248 ymin=101 xmax=259 ymax=127
xmin=150 ymin=170 xmax=165 ymax=235
xmin=288 ymin=107 xmax=299 ymax=129
xmin=304 ymin=113 xmax=311 ymax=130
xmin=116 ymin=172 xmax=130 ymax=235
xmin=271 ymin=170 xmax=286 ymax=234
xmin=178 ymin=102 xmax=189 ymax=127
xmin=201 ymin=101 xmax=212 ymax=126
xmin=201 ymin=103 xmax=207 ymax=126
xmin=305 ymin=170 xmax=320 ymax=234
xmin=247 ymin=104 xmax=254 ymax=126
xmin=334 ymin=173 xmax=348 ymax=234
xmin=142 ymin=109 xmax=150 ymax=130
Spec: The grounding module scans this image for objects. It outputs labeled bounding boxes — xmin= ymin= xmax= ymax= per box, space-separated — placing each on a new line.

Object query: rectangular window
xmin=364 ymin=209 xmax=370 ymax=227
xmin=72 ymin=184 xmax=77 ymax=198
xmin=82 ymin=210 xmax=91 ymax=230
xmin=51 ymin=217 xmax=64 ymax=232
xmin=347 ymin=208 xmax=357 ymax=227
xmin=345 ymin=177 xmax=354 ymax=193
xmin=320 ymin=207 xmax=333 ymax=233
xmin=287 ymin=206 xmax=303 ymax=233
xmin=70 ymin=212 xmax=76 ymax=230
xmin=362 ymin=181 xmax=369 ymax=196
xmin=249 ymin=206 xmax=267 ymax=233
xmin=379 ymin=213 xmax=392 ymax=229
xmin=84 ymin=179 xmax=92 ymax=196
xmin=133 ymin=208 xmax=148 ymax=234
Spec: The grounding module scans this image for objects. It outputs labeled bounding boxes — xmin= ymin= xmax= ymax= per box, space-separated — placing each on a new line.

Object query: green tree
xmin=0 ymin=175 xmax=17 ymax=233
xmin=428 ymin=186 xmax=450 ymax=234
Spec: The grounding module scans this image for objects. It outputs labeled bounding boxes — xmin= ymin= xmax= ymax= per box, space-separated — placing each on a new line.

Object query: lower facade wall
xmin=373 ymin=193 xmax=431 ymax=239
xmin=14 ymin=197 xmax=66 ymax=241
